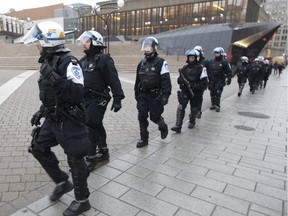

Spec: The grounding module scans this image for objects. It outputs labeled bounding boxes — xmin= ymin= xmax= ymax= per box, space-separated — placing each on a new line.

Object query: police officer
xmin=135 ymin=37 xmax=172 ymax=148
xmin=263 ymin=59 xmax=272 ymax=88
xmin=249 ymin=58 xmax=263 ymax=94
xmin=257 ymin=56 xmax=265 ymax=88
xmin=234 ymin=56 xmax=250 ymax=96
xmin=23 ymin=21 xmax=90 ymax=216
xmin=77 ymin=30 xmax=125 ymax=171
xmin=171 ymin=49 xmax=208 ymax=133
xmin=193 ymin=45 xmax=207 ymax=119
xmin=207 ymin=47 xmax=232 ymax=112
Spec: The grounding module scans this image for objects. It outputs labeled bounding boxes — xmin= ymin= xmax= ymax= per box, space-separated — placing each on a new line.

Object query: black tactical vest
xmin=138 ymin=57 xmax=162 ymax=90
xmin=209 ymin=59 xmax=225 ymax=79
xmin=182 ymin=64 xmax=202 ymax=85
xmin=38 ymin=52 xmax=72 ymax=107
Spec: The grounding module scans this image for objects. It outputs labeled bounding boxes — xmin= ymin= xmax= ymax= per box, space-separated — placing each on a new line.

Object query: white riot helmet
xmin=76 ymin=30 xmax=106 ymax=47
xmin=264 ymin=59 xmax=270 ymax=64
xmin=213 ymin=47 xmax=224 ymax=54
xmin=141 ymin=36 xmax=159 ymax=53
xmin=22 ymin=21 xmax=65 ymax=47
xmin=240 ymin=56 xmax=249 ymax=63
xmin=257 ymin=56 xmax=264 ymax=62
xmin=185 ymin=49 xmax=200 ymax=62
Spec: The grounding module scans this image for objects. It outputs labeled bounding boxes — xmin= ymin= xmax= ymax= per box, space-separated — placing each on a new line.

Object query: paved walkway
xmin=1 ymin=68 xmax=287 ymax=216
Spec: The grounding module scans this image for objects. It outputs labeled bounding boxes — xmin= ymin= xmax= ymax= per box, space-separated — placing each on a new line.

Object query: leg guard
xmin=157 ymin=117 xmax=168 ymax=139
xmin=171 ymin=105 xmax=185 ymax=133
xmin=138 ymin=115 xmax=149 ymax=141
xmin=88 ymin=128 xmax=98 ymax=156
xmin=29 ymin=148 xmax=68 ymax=184
xmin=67 ymin=155 xmax=90 ymax=201
xmin=188 ymin=108 xmax=197 ymax=129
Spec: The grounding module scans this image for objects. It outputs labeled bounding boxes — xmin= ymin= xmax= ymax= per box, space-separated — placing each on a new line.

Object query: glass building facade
xmin=81 ymin=0 xmax=268 ymax=39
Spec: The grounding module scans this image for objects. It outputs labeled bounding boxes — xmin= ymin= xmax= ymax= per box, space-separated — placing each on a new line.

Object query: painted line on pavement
xmin=0 ymin=70 xmax=37 ymax=106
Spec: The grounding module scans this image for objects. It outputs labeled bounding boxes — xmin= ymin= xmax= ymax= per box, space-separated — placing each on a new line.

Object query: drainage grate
xmin=238 ymin=111 xmax=270 ymax=119
xmin=234 ymin=125 xmax=255 ymax=131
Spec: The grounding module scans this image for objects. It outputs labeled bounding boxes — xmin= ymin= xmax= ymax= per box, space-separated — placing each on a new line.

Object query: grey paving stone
xmin=98 ymin=181 xmax=130 ymax=198
xmin=10 ymin=208 xmax=37 ymax=216
xmin=225 ymin=147 xmax=264 ymax=160
xmin=37 ymin=201 xmax=67 ymax=216
xmin=118 ymin=153 xmax=144 ymax=164
xmin=241 ymin=157 xmax=285 ymax=172
xmin=191 ymin=158 xmax=235 ymax=174
xmin=146 ymin=153 xmax=170 ymax=164
xmin=165 ymin=158 xmax=209 ymax=176
xmin=255 ymin=183 xmax=287 ymax=200
xmin=27 ymin=196 xmax=55 ymax=213
xmin=87 ymin=173 xmax=110 ymax=191
xmin=138 ymin=159 xmax=182 ymax=177
xmin=212 ymin=206 xmax=244 ymax=216
xmin=114 ymin=173 xmax=164 ymax=196
xmin=106 ymin=159 xmax=134 ymax=171
xmin=90 ymin=190 xmax=140 ymax=216
xmin=177 ymin=169 xmax=226 ymax=192
xmin=93 ymin=165 xmax=122 ymax=180
xmin=146 ymin=172 xmax=196 ymax=194
xmin=191 ymin=186 xmax=250 ymax=214
xmin=234 ymin=169 xmax=285 ymax=189
xmin=248 ymin=210 xmax=268 ymax=216
xmin=128 ymin=148 xmax=155 ymax=159
xmin=135 ymin=210 xmax=154 ymax=216
xmin=126 ymin=165 xmax=153 ymax=178
xmin=250 ymin=204 xmax=282 ymax=216
xmin=155 ymin=147 xmax=196 ymax=163
xmin=120 ymin=189 xmax=178 ymax=216
xmin=206 ymin=170 xmax=256 ymax=190
xmin=224 ymin=185 xmax=283 ymax=211
xmin=157 ymin=188 xmax=215 ymax=215
xmin=174 ymin=208 xmax=199 ymax=216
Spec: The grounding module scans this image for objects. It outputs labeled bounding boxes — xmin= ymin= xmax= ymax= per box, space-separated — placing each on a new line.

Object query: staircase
xmin=0 ymin=42 xmax=185 ymax=73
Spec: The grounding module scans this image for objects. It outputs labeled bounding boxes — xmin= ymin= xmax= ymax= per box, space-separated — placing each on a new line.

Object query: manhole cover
xmin=234 ymin=125 xmax=255 ymax=131
xmin=238 ymin=111 xmax=270 ymax=119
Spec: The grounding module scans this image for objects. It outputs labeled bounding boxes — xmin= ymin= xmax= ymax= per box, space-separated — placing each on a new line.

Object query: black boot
xmin=50 ymin=180 xmax=73 ymax=202
xmin=94 ymin=147 xmax=109 ymax=162
xmin=196 ymin=111 xmax=202 ymax=119
xmin=171 ymin=107 xmax=184 ymax=133
xmin=137 ymin=139 xmax=148 ymax=148
xmin=157 ymin=117 xmax=168 ymax=139
xmin=85 ymin=155 xmax=98 ymax=172
xmin=63 ymin=200 xmax=91 ymax=216
xmin=137 ymin=115 xmax=149 ymax=148
xmin=188 ymin=108 xmax=197 ymax=129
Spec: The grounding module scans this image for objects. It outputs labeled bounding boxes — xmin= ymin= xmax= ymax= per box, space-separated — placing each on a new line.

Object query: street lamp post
xmin=69 ymin=5 xmax=92 ymax=37
xmin=92 ymin=0 xmax=125 ymax=54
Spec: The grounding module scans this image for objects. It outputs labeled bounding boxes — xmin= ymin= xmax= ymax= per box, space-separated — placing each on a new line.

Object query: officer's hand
xmin=111 ymin=100 xmax=122 ymax=112
xmin=161 ymin=95 xmax=169 ymax=106
xmin=226 ymin=77 xmax=232 ymax=85
xmin=30 ymin=111 xmax=42 ymax=126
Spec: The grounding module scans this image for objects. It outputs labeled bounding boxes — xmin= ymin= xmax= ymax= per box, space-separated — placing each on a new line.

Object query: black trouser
xmin=197 ymin=89 xmax=205 ymax=112
xmin=210 ymin=79 xmax=224 ymax=107
xmin=136 ymin=92 xmax=165 ymax=140
xmin=29 ymin=118 xmax=90 ymax=201
xmin=84 ymin=97 xmax=109 ymax=156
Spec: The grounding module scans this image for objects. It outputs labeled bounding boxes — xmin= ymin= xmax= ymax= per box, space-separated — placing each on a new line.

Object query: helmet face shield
xmin=22 ymin=24 xmax=45 ymax=46
xmin=22 ymin=21 xmax=65 ymax=47
xmin=76 ymin=31 xmax=92 ymax=45
xmin=141 ymin=37 xmax=158 ymax=53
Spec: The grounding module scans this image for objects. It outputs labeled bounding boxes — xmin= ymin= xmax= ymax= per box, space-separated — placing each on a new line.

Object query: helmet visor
xmin=21 ymin=24 xmax=46 ymax=46
xmin=76 ymin=31 xmax=92 ymax=45
xmin=141 ymin=39 xmax=155 ymax=52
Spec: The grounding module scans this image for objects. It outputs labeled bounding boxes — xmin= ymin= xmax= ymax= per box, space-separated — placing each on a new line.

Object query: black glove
xmin=31 ymin=110 xmax=43 ymax=126
xmin=226 ymin=77 xmax=232 ymax=85
xmin=161 ymin=95 xmax=169 ymax=106
xmin=111 ymin=99 xmax=122 ymax=112
xmin=40 ymin=62 xmax=61 ymax=84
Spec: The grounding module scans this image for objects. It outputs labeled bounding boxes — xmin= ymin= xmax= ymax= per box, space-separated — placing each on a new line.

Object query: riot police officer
xmin=23 ymin=21 xmax=90 ymax=216
xmin=234 ymin=56 xmax=250 ymax=96
xmin=135 ymin=37 xmax=172 ymax=148
xmin=263 ymin=59 xmax=272 ymax=88
xmin=77 ymin=30 xmax=125 ymax=171
xmin=257 ymin=56 xmax=266 ymax=88
xmin=249 ymin=58 xmax=263 ymax=94
xmin=193 ymin=45 xmax=207 ymax=119
xmin=207 ymin=47 xmax=232 ymax=112
xmin=171 ymin=49 xmax=208 ymax=133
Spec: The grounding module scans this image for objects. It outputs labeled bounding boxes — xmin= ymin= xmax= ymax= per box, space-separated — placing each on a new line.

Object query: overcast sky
xmin=1 ymin=0 xmax=105 ymax=14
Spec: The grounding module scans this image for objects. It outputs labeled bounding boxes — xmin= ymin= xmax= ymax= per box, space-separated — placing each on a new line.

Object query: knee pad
xmin=30 ymin=148 xmax=59 ymax=168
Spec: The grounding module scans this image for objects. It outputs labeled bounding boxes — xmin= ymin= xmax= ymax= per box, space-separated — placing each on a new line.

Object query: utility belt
xmin=85 ymin=88 xmax=111 ymax=100
xmin=139 ymin=87 xmax=161 ymax=97
xmin=45 ymin=104 xmax=86 ymax=125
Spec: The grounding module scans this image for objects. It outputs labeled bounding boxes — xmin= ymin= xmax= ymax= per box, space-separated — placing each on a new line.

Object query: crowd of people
xmin=21 ymin=20 xmax=285 ymax=216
